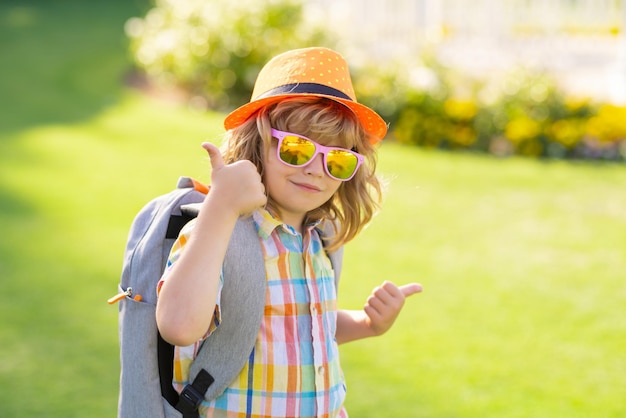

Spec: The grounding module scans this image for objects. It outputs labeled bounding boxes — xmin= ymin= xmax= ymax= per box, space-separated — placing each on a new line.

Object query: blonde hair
xmin=221 ymin=97 xmax=383 ymax=251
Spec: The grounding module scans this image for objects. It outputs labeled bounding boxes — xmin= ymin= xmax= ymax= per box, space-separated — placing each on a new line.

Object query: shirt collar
xmin=252 ymin=208 xmax=322 ymax=240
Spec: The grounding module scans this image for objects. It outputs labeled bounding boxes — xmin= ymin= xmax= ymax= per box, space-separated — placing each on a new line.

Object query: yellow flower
xmin=444 ymin=99 xmax=477 ymax=121
xmin=586 ymin=105 xmax=626 ymax=142
xmin=449 ymin=125 xmax=476 ymax=146
xmin=505 ymin=117 xmax=541 ymax=144
xmin=548 ymin=119 xmax=584 ymax=148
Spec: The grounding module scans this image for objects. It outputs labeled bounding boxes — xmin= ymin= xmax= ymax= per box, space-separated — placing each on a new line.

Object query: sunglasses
xmin=271 ymin=128 xmax=364 ymax=181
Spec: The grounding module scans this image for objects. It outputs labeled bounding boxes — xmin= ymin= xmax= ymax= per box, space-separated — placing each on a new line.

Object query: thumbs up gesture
xmin=202 ymin=142 xmax=267 ymax=217
xmin=363 ymin=281 xmax=423 ymax=336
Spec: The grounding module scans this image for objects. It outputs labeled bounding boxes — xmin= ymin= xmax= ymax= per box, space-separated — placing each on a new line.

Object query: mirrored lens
xmin=279 ymin=136 xmax=316 ymax=166
xmin=327 ymin=150 xmax=358 ymax=179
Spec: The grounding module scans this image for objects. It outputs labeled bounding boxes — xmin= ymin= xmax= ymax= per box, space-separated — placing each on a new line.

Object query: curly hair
xmin=220 ymin=97 xmax=384 ymax=251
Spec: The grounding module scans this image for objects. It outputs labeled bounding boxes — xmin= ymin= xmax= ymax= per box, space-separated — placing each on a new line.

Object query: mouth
xmin=291 ymin=181 xmax=322 ymax=192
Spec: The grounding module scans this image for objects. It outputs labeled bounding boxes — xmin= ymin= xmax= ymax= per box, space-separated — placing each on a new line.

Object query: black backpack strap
xmin=166 ymin=214 xmax=195 ymax=239
xmin=175 ymin=370 xmax=215 ymax=417
xmin=166 ymin=202 xmax=203 ymax=239
xmin=157 ymin=332 xmax=178 ymax=408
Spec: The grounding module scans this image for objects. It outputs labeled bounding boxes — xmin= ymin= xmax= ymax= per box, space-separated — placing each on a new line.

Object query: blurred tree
xmin=126 ymin=0 xmax=336 ymax=110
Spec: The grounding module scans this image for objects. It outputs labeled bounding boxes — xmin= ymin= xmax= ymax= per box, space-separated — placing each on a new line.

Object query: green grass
xmin=341 ymin=151 xmax=626 ymax=417
xmin=2 ymin=1 xmax=626 ymax=417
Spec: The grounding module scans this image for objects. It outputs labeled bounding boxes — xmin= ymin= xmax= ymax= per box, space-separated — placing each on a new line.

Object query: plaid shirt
xmin=160 ymin=209 xmax=347 ymax=417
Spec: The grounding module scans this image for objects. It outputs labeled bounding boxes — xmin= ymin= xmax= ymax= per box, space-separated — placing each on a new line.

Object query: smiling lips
xmin=292 ymin=181 xmax=322 ymax=192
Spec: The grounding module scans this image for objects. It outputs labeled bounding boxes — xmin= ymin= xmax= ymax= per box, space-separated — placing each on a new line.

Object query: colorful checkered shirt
xmin=160 ymin=209 xmax=348 ymax=417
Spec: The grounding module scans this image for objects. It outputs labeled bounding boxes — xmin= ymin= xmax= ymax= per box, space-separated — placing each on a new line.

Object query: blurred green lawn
xmin=1 ymin=1 xmax=626 ymax=417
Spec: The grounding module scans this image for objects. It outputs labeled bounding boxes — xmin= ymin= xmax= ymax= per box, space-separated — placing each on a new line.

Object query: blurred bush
xmin=125 ymin=0 xmax=334 ymax=110
xmin=125 ymin=1 xmax=625 ymax=162
xmin=356 ymin=59 xmax=626 ymax=162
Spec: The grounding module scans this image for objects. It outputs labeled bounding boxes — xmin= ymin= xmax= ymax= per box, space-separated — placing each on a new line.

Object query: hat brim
xmin=223 ymin=93 xmax=387 ymax=144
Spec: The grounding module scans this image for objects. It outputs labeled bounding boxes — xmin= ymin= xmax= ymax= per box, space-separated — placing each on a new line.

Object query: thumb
xmin=202 ymin=142 xmax=225 ymax=170
xmin=399 ymin=283 xmax=423 ymax=298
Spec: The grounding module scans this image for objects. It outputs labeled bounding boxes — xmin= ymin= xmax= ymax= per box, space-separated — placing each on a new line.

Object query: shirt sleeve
xmin=157 ymin=219 xmax=222 ymax=338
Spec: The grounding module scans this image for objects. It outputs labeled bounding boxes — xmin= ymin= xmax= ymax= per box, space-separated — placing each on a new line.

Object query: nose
xmin=304 ymin=153 xmax=325 ymax=177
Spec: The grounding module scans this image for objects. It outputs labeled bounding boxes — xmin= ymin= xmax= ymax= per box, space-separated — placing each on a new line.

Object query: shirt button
xmin=318 ymin=366 xmax=325 ymax=375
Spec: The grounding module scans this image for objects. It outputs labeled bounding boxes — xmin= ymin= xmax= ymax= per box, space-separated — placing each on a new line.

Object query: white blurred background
xmin=307 ymin=0 xmax=626 ymax=103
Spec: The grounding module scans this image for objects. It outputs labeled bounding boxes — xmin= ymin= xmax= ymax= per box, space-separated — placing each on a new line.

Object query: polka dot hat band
xmin=223 ymin=47 xmax=388 ymax=143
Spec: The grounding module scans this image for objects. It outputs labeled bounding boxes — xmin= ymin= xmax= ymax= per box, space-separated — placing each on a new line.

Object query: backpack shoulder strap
xmin=187 ymin=216 xmax=266 ymax=401
xmin=317 ymin=219 xmax=344 ymax=287
xmin=327 ymin=246 xmax=343 ymax=287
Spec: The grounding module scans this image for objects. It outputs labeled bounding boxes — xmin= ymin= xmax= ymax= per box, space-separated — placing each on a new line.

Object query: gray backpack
xmin=112 ymin=177 xmax=343 ymax=418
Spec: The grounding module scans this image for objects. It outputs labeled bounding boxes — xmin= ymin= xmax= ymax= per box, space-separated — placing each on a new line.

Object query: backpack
xmin=111 ymin=177 xmax=343 ymax=418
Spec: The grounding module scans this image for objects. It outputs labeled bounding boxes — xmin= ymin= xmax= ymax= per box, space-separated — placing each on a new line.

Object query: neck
xmin=266 ymin=206 xmax=305 ymax=234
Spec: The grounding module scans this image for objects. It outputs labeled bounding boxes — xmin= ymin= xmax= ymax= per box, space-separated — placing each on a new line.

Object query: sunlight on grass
xmin=0 ymin=92 xmax=225 ymax=416
xmin=2 ymin=90 xmax=626 ymax=417
xmin=340 ymin=144 xmax=626 ymax=417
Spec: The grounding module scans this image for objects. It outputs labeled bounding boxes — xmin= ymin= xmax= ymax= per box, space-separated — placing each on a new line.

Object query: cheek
xmin=264 ymin=152 xmax=293 ymax=190
xmin=327 ymin=180 xmax=342 ymax=195
xmin=266 ymin=145 xmax=287 ymax=172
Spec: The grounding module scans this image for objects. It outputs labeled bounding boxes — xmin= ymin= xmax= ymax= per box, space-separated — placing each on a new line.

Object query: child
xmin=156 ymin=47 xmax=422 ymax=418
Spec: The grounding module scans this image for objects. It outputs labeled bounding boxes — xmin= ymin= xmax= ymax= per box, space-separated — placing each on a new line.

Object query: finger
xmin=379 ymin=281 xmax=407 ymax=299
xmin=373 ymin=284 xmax=397 ymax=304
xmin=202 ymin=142 xmax=225 ymax=170
xmin=399 ymin=283 xmax=423 ymax=297
xmin=365 ymin=294 xmax=386 ymax=314
xmin=363 ymin=302 xmax=384 ymax=322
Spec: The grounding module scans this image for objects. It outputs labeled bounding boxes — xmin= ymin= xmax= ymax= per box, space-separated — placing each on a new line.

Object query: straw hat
xmin=223 ymin=47 xmax=387 ymax=143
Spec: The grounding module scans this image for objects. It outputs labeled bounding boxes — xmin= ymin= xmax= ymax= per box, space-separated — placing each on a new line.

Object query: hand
xmin=363 ymin=281 xmax=422 ymax=336
xmin=202 ymin=142 xmax=267 ymax=217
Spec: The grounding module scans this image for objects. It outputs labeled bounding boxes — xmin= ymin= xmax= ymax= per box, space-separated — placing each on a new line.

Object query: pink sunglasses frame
xmin=270 ymin=128 xmax=364 ymax=181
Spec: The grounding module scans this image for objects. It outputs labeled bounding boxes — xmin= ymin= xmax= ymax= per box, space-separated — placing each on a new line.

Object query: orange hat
xmin=223 ymin=47 xmax=387 ymax=143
